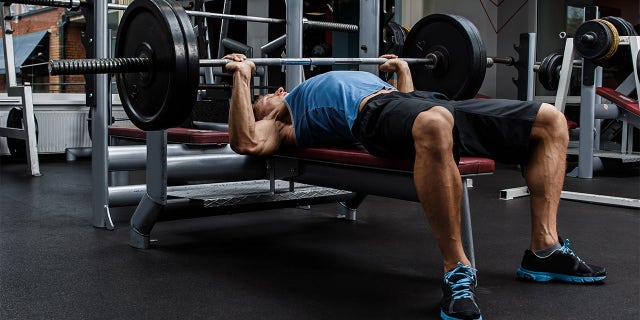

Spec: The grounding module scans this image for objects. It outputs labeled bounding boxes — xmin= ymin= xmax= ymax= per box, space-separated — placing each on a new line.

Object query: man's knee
xmin=412 ymin=106 xmax=455 ymax=154
xmin=532 ymin=103 xmax=569 ymax=145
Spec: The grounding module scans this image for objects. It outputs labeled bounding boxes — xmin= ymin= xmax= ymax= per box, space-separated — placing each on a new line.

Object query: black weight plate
xmin=382 ymin=21 xmax=407 ymax=56
xmin=115 ymin=0 xmax=195 ymax=130
xmin=159 ymin=0 xmax=199 ymax=127
xmin=538 ymin=53 xmax=563 ymax=91
xmin=6 ymin=107 xmax=38 ymax=158
xmin=574 ymin=19 xmax=614 ymax=60
xmin=600 ymin=16 xmax=637 ymax=69
xmin=402 ymin=14 xmax=486 ymax=100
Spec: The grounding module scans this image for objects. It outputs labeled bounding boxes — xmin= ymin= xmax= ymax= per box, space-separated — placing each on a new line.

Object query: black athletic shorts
xmin=351 ymin=90 xmax=543 ymax=165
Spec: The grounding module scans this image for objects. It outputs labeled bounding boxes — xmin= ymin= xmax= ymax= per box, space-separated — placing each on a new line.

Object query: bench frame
xmin=106 ymin=127 xmax=494 ymax=267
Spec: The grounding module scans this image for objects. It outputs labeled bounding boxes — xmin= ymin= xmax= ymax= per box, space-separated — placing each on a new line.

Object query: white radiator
xmin=0 ymin=108 xmax=129 ymax=155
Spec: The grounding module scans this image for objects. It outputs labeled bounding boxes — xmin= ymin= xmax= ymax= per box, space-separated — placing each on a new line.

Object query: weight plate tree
xmin=402 ymin=14 xmax=486 ymax=100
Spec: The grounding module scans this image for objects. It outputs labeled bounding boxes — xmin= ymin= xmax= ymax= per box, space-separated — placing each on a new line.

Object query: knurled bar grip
xmin=304 ymin=19 xmax=359 ymax=33
xmin=49 ymin=58 xmax=152 ymax=75
xmin=49 ymin=57 xmax=436 ymax=75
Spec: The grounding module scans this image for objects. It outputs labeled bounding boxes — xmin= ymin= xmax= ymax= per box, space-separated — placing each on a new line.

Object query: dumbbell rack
xmin=0 ymin=4 xmax=40 ymax=176
xmin=553 ymin=32 xmax=640 ymax=179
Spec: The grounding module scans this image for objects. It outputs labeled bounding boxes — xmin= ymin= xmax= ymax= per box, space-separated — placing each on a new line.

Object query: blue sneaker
xmin=440 ymin=262 xmax=482 ymax=320
xmin=517 ymin=238 xmax=606 ymax=283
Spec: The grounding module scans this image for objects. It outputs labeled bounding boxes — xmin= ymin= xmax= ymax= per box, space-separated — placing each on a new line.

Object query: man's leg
xmin=519 ymin=103 xmax=606 ymax=282
xmin=412 ymin=106 xmax=481 ymax=320
xmin=412 ymin=106 xmax=470 ymax=272
xmin=525 ymin=103 xmax=567 ymax=251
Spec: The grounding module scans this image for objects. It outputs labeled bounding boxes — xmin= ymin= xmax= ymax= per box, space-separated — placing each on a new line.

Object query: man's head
xmin=252 ymin=87 xmax=288 ymax=120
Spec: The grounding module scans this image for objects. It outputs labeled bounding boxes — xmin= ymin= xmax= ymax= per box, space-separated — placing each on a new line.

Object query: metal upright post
xmin=514 ymin=33 xmax=535 ymax=101
xmin=358 ymin=0 xmax=380 ymax=75
xmin=525 ymin=33 xmax=536 ymax=101
xmin=576 ymin=60 xmax=598 ymax=179
xmin=212 ymin=0 xmax=231 ymax=83
xmin=285 ymin=0 xmax=303 ymax=90
xmin=14 ymin=84 xmax=40 ymax=176
xmin=631 ymin=36 xmax=640 ymax=94
xmin=574 ymin=7 xmax=600 ymax=179
xmin=554 ymin=38 xmax=576 ymax=113
xmin=92 ymin=0 xmax=113 ymax=228
xmin=1 ymin=4 xmax=40 ymax=176
xmin=2 ymin=5 xmax=17 ymax=88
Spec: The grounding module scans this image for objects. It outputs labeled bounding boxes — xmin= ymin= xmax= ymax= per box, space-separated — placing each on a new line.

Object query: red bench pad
xmin=596 ymin=87 xmax=640 ymax=116
xmin=108 ymin=126 xmax=495 ymax=175
xmin=108 ymin=126 xmax=230 ymax=144
xmin=278 ymin=147 xmax=495 ymax=175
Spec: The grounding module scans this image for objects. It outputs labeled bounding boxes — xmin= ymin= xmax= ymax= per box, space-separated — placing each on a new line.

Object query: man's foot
xmin=517 ymin=238 xmax=606 ymax=283
xmin=440 ymin=262 xmax=482 ymax=320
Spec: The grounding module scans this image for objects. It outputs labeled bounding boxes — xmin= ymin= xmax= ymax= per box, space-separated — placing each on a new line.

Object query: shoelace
xmin=559 ymin=239 xmax=585 ymax=264
xmin=444 ymin=262 xmax=477 ymax=300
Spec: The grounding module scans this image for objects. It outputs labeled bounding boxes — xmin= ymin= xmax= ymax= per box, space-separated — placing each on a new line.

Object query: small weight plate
xmin=115 ymin=0 xmax=197 ymax=130
xmin=600 ymin=16 xmax=637 ymax=69
xmin=574 ymin=19 xmax=617 ymax=62
xmin=381 ymin=21 xmax=407 ymax=56
xmin=402 ymin=14 xmax=486 ymax=100
xmin=538 ymin=53 xmax=563 ymax=91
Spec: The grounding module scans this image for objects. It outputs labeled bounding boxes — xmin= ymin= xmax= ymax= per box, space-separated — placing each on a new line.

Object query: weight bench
xmin=596 ymin=87 xmax=640 ymax=123
xmin=107 ymin=125 xmax=495 ymax=266
xmin=595 ymin=87 xmax=640 ymax=159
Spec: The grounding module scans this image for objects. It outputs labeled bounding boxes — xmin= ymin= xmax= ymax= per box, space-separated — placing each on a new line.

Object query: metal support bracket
xmin=499 ymin=186 xmax=640 ymax=209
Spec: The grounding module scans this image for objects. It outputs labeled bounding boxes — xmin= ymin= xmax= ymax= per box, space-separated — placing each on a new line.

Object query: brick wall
xmin=0 ymin=7 xmax=86 ymax=92
xmin=60 ymin=24 xmax=87 ymax=93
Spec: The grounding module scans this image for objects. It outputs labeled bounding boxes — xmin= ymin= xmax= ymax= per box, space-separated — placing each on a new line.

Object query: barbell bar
xmin=49 ymin=55 xmax=517 ymax=75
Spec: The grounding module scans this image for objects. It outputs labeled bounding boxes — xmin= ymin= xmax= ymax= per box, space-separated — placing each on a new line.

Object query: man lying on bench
xmin=223 ymin=53 xmax=605 ymax=320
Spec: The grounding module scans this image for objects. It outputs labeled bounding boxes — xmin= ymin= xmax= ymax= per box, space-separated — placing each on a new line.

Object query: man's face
xmin=255 ymin=87 xmax=288 ymax=119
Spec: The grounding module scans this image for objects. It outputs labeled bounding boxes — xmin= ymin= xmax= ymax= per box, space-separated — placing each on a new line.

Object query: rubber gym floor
xmin=0 ymin=155 xmax=638 ymax=320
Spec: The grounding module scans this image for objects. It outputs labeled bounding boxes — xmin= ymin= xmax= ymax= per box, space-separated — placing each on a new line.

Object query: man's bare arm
xmin=225 ymin=54 xmax=282 ymax=156
xmin=379 ymin=54 xmax=414 ymax=92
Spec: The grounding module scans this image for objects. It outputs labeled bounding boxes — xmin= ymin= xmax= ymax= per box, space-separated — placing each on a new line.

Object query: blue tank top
xmin=284 ymin=71 xmax=396 ymax=147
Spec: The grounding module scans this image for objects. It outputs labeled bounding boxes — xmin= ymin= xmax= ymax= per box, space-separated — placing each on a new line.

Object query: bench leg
xmin=337 ymin=193 xmax=367 ymax=221
xmin=460 ymin=178 xmax=476 ymax=268
xmin=129 ymin=131 xmax=168 ymax=249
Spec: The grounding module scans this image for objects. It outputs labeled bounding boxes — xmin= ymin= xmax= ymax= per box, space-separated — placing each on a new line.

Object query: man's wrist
xmin=234 ymin=69 xmax=252 ymax=81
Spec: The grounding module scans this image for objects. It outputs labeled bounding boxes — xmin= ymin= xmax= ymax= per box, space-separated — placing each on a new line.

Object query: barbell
xmin=48 ymin=0 xmax=519 ymax=130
